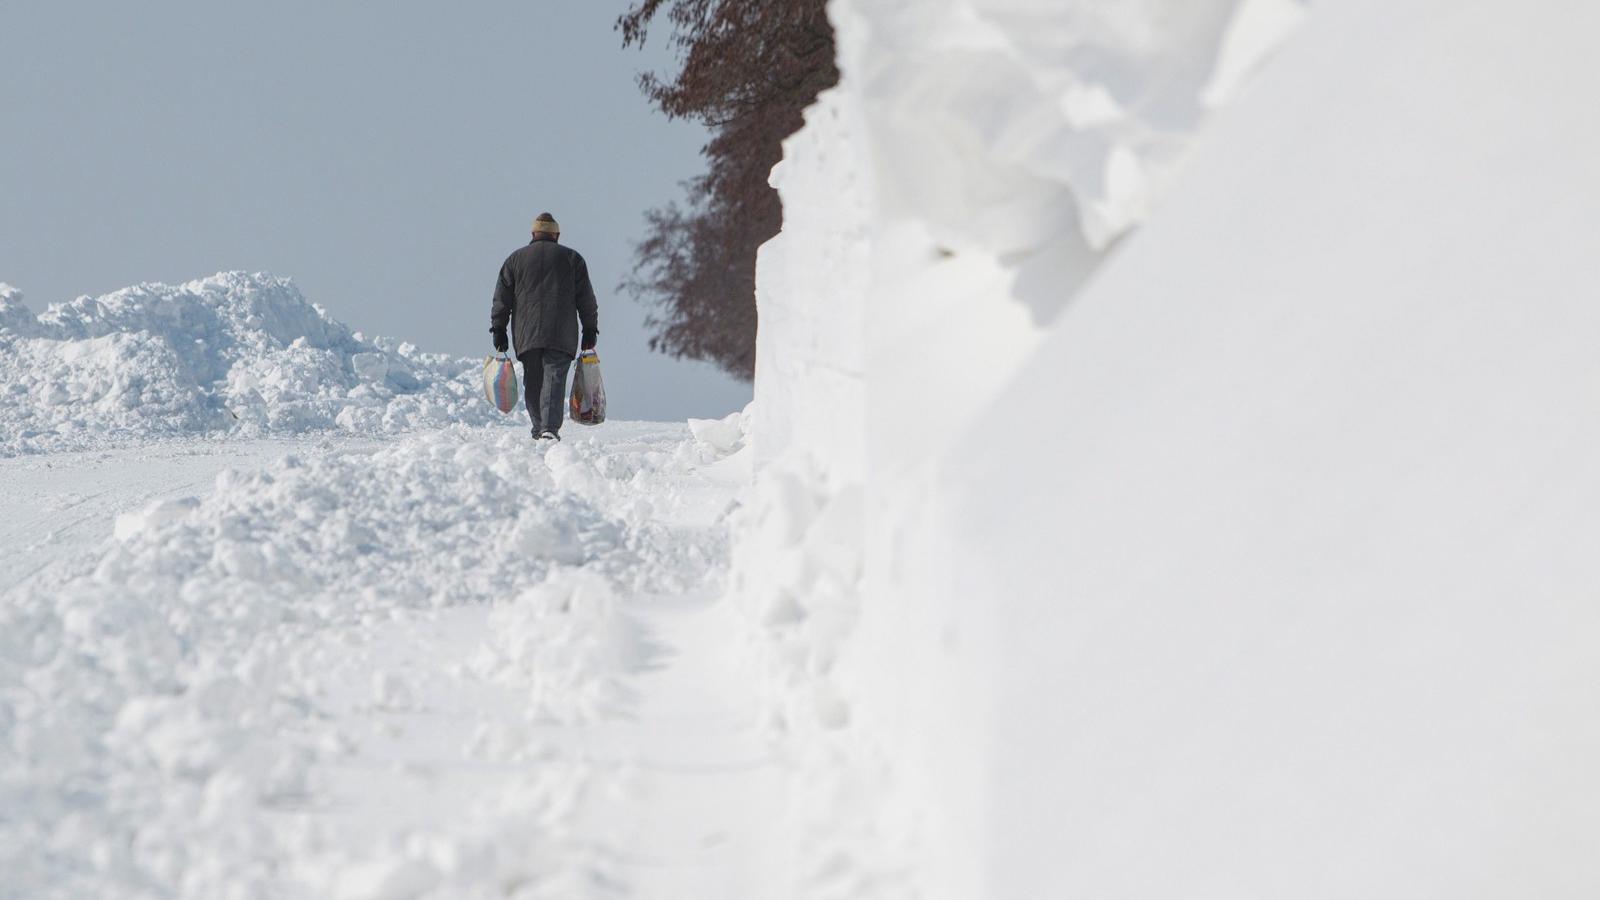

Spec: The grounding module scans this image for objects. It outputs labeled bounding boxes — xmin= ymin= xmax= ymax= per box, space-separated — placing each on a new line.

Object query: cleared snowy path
xmin=0 ymin=422 xmax=779 ymax=899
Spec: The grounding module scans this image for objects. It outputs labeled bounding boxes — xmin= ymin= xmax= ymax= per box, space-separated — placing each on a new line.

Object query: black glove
xmin=581 ymin=332 xmax=596 ymax=351
xmin=492 ymin=330 xmax=508 ymax=354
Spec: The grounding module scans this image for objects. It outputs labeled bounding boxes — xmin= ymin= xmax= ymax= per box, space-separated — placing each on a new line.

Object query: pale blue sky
xmin=0 ymin=1 xmax=753 ymax=420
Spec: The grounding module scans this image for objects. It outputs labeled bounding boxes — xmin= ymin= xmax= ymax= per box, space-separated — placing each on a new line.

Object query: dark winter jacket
xmin=490 ymin=237 xmax=599 ymax=357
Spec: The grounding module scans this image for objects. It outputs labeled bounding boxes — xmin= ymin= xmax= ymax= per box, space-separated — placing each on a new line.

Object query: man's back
xmin=492 ymin=238 xmax=598 ymax=357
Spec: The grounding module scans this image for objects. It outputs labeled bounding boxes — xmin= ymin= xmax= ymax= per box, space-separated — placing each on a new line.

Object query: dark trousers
xmin=518 ymin=347 xmax=574 ymax=435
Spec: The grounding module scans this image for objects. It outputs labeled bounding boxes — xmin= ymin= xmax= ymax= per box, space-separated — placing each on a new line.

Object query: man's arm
xmin=574 ymin=253 xmax=599 ymax=349
xmin=490 ymin=260 xmax=513 ymax=351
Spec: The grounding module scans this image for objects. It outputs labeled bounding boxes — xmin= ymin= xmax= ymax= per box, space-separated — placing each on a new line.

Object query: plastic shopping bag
xmin=569 ymin=350 xmax=606 ymax=425
xmin=483 ymin=355 xmax=519 ymax=414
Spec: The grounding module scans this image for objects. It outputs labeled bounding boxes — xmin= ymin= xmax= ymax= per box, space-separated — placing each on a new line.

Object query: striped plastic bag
xmin=483 ymin=355 xmax=519 ymax=414
xmin=569 ymin=350 xmax=606 ymax=425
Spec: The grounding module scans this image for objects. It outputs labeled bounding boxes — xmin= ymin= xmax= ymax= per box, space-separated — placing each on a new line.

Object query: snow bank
xmin=745 ymin=0 xmax=1306 ymax=894
xmin=753 ymin=90 xmax=870 ymax=478
xmin=744 ymin=0 xmax=1600 ymax=896
xmin=949 ymin=2 xmax=1600 ymax=894
xmin=0 ymin=272 xmax=503 ymax=456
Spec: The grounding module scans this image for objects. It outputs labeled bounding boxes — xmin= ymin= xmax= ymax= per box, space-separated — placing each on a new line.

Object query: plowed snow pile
xmin=0 ymin=272 xmax=501 ymax=456
xmin=739 ymin=0 xmax=1600 ymax=897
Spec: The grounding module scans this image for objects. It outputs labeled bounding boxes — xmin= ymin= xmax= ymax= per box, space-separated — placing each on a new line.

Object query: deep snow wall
xmin=749 ymin=0 xmax=1302 ymax=894
xmin=748 ymin=0 xmax=1600 ymax=896
xmin=955 ymin=2 xmax=1600 ymax=895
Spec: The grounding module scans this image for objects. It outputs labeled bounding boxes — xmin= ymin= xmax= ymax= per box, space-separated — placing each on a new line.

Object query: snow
xmin=0 ymin=266 xmax=780 ymax=897
xmin=956 ymin=2 xmax=1600 ymax=893
xmin=685 ymin=411 xmax=746 ymax=456
xmin=7 ymin=0 xmax=1600 ymax=896
xmin=742 ymin=0 xmax=1600 ymax=897
xmin=754 ymin=88 xmax=870 ymax=479
xmin=2 ymin=422 xmax=778 ymax=898
xmin=741 ymin=0 xmax=1311 ymax=894
xmin=0 ymin=272 xmax=505 ymax=457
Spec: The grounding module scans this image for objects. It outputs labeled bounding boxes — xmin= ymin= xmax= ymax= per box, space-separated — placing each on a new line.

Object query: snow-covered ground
xmin=0 ymin=264 xmax=816 ymax=899
xmin=0 ymin=419 xmax=785 ymax=899
xmin=9 ymin=0 xmax=1600 ymax=897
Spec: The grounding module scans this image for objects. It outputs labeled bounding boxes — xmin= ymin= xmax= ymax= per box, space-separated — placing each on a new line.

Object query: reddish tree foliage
xmin=618 ymin=0 xmax=838 ymax=380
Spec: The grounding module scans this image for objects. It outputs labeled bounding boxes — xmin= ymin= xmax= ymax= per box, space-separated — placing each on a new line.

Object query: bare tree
xmin=618 ymin=0 xmax=838 ymax=380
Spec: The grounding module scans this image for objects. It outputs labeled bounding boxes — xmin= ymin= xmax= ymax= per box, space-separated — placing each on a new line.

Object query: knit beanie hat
xmin=532 ymin=212 xmax=561 ymax=235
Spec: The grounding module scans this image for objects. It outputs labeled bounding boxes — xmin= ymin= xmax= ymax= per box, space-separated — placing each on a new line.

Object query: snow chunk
xmin=688 ymin=410 xmax=746 ymax=454
xmin=113 ymin=496 xmax=200 ymax=542
xmin=350 ymin=351 xmax=389 ymax=383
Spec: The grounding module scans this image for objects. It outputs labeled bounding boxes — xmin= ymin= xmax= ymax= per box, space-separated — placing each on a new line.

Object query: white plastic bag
xmin=569 ymin=351 xmax=606 ymax=425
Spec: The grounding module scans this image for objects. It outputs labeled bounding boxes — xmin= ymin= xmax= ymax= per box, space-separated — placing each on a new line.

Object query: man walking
xmin=490 ymin=212 xmax=599 ymax=441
